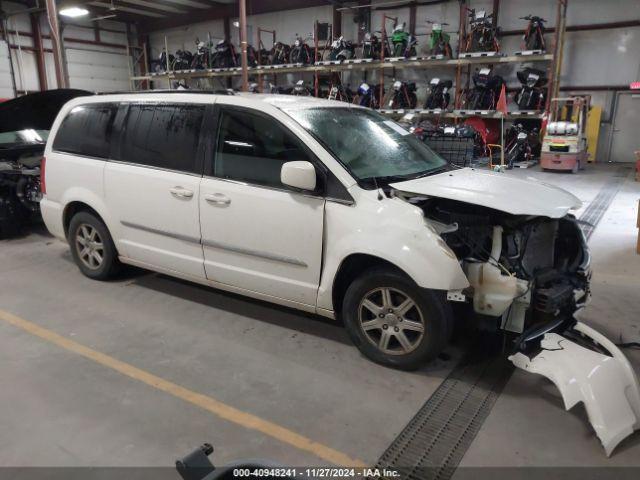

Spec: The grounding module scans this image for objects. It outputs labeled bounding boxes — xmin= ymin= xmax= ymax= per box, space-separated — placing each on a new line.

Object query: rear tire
xmin=342 ymin=266 xmax=452 ymax=370
xmin=68 ymin=212 xmax=119 ymax=280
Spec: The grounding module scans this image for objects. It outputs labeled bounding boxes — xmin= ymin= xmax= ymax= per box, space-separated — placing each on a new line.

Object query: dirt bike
xmin=515 ymin=67 xmax=548 ymax=110
xmin=521 ymin=14 xmax=547 ymax=51
xmin=465 ymin=8 xmax=500 ymax=53
xmin=289 ymin=34 xmax=314 ymax=64
xmin=388 ymin=81 xmax=417 ymax=109
xmin=424 ymin=78 xmax=452 ymax=109
xmin=426 ymin=20 xmax=453 ymax=58
xmin=390 ymin=22 xmax=417 ymax=58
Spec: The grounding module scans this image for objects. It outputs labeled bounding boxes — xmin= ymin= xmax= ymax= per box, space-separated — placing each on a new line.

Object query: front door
xmin=105 ymin=102 xmax=206 ymax=278
xmin=199 ymin=105 xmax=325 ymax=307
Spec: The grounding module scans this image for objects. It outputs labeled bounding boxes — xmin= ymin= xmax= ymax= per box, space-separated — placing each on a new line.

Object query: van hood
xmin=390 ymin=168 xmax=582 ymax=218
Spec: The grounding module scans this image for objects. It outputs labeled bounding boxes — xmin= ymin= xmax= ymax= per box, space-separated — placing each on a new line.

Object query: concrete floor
xmin=0 ymin=163 xmax=639 ymax=470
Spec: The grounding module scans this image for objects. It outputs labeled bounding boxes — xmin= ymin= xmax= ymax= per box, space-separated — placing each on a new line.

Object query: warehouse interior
xmin=0 ymin=1 xmax=639 ymax=479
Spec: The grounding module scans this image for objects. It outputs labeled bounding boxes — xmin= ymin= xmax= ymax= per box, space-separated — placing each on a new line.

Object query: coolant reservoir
xmin=466 ymin=262 xmax=518 ymax=316
xmin=465 ymin=226 xmax=519 ymax=317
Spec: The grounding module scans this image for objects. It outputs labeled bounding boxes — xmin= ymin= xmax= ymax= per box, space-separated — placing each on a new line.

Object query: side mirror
xmin=281 ymin=161 xmax=317 ymax=191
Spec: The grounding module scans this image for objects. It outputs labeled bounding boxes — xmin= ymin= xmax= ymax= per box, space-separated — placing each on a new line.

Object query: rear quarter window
xmin=52 ymin=103 xmax=118 ymax=158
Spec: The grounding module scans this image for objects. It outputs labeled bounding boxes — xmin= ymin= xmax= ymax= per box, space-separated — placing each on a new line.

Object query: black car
xmin=0 ymin=89 xmax=91 ymax=236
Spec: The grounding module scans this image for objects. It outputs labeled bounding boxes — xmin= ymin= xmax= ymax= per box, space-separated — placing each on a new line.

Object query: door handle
xmin=204 ymin=193 xmax=231 ymax=206
xmin=170 ymin=187 xmax=194 ymax=199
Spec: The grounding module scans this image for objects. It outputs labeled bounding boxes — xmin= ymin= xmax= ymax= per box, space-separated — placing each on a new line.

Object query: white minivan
xmin=41 ymin=92 xmax=591 ymax=370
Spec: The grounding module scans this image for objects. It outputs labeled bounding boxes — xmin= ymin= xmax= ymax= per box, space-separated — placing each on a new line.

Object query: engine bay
xmin=414 ymin=196 xmax=591 ymax=343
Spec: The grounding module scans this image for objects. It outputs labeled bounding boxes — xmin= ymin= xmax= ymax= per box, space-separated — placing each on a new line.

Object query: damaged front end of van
xmin=391 ymin=168 xmax=640 ymax=455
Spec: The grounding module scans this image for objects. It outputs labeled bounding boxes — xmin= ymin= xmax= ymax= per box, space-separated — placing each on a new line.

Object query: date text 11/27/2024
xmin=232 ymin=468 xmax=400 ymax=478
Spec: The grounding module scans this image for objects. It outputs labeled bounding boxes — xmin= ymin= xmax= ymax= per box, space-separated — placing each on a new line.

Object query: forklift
xmin=540 ymin=96 xmax=590 ymax=173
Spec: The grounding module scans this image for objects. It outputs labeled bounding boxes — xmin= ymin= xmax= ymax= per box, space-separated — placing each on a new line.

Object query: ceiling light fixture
xmin=59 ymin=7 xmax=90 ymax=18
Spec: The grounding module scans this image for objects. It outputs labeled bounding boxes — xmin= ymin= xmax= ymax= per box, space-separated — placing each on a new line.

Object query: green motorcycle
xmin=426 ymin=21 xmax=453 ymax=58
xmin=390 ymin=22 xmax=417 ymax=58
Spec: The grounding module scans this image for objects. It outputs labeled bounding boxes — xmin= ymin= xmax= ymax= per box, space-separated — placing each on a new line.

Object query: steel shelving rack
xmin=129 ymin=0 xmax=567 ymax=123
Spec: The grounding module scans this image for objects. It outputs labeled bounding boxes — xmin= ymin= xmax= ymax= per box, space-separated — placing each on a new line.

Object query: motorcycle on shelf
xmin=245 ymin=45 xmax=261 ymax=67
xmin=505 ymin=123 xmax=540 ymax=168
xmin=191 ymin=39 xmax=210 ymax=69
xmin=515 ymin=67 xmax=548 ymax=110
xmin=426 ymin=20 xmax=453 ymax=58
xmin=391 ymin=22 xmax=417 ymax=58
xmin=270 ymin=41 xmax=291 ymax=65
xmin=521 ymin=14 xmax=547 ymax=51
xmin=388 ymin=80 xmax=417 ymax=109
xmin=150 ymin=49 xmax=174 ymax=72
xmin=328 ymin=36 xmax=356 ymax=61
xmin=210 ymin=39 xmax=237 ymax=68
xmin=462 ymin=67 xmax=505 ymax=110
xmin=289 ymin=34 xmax=314 ymax=64
xmin=328 ymin=83 xmax=355 ymax=103
xmin=465 ymin=8 xmax=500 ymax=53
xmin=291 ymin=79 xmax=313 ymax=96
xmin=173 ymin=49 xmax=194 ymax=71
xmin=357 ymin=83 xmax=383 ymax=109
xmin=362 ymin=31 xmax=389 ymax=60
xmin=424 ymin=78 xmax=453 ymax=110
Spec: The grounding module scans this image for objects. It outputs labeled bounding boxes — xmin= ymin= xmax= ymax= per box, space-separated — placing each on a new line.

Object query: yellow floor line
xmin=0 ymin=308 xmax=365 ymax=467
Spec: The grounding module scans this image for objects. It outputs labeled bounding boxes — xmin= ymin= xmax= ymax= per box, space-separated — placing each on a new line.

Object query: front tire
xmin=342 ymin=267 xmax=452 ymax=370
xmin=69 ymin=211 xmax=119 ymax=280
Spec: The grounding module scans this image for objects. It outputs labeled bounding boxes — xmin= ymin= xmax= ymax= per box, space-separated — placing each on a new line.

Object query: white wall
xmin=0 ymin=1 xmax=132 ymax=96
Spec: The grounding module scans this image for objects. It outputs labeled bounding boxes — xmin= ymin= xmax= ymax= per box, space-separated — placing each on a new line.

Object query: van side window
xmin=119 ymin=104 xmax=205 ymax=174
xmin=214 ymin=107 xmax=312 ymax=188
xmin=53 ymin=103 xmax=118 ymax=158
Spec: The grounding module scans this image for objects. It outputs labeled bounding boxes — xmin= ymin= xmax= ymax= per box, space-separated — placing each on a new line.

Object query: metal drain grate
xmin=373 ymin=345 xmax=513 ymax=480
xmin=579 ymin=167 xmax=630 ymax=240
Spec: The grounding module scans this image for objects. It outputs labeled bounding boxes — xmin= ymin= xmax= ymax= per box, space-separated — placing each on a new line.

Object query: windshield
xmin=286 ymin=107 xmax=448 ymax=188
xmin=0 ymin=129 xmax=49 ymax=147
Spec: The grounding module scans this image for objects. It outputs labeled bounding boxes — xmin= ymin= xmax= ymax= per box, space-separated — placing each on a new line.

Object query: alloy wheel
xmin=75 ymin=224 xmax=105 ymax=270
xmin=358 ymin=287 xmax=426 ymax=355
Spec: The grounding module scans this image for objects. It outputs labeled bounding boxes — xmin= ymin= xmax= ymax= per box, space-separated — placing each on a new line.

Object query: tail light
xmin=40 ymin=156 xmax=46 ymax=195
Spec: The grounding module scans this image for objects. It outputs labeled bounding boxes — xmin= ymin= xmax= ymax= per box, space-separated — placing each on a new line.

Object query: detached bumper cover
xmin=509 ymin=322 xmax=640 ymax=456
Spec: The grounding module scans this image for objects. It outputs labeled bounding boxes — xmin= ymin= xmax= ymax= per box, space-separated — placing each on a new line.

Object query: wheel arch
xmin=331 ymin=253 xmax=407 ymax=316
xmin=63 ymin=201 xmax=107 ymax=239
